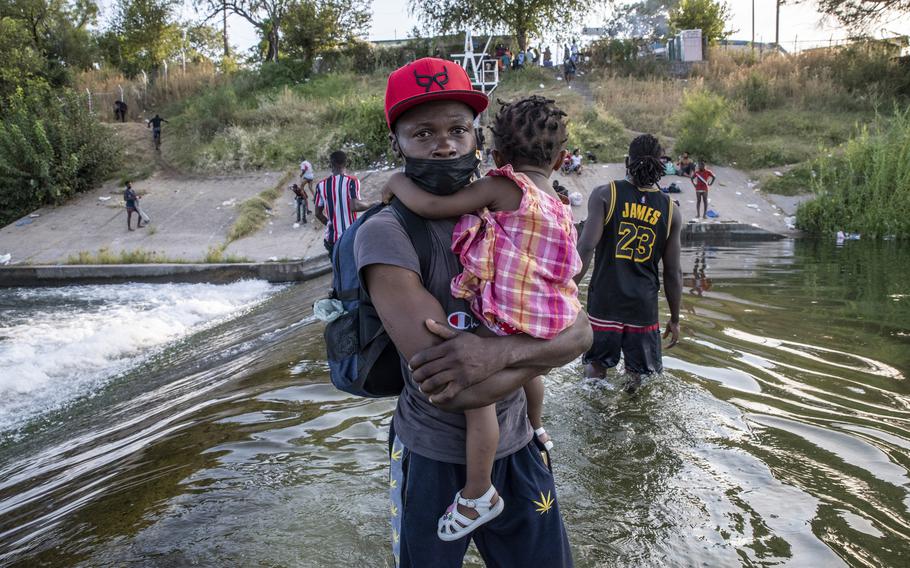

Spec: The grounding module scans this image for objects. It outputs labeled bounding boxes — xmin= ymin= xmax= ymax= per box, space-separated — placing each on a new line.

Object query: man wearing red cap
xmin=354 ymin=58 xmax=590 ymax=567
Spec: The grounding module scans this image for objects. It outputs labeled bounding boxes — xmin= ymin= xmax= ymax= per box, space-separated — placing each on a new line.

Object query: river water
xmin=0 ymin=240 xmax=907 ymax=567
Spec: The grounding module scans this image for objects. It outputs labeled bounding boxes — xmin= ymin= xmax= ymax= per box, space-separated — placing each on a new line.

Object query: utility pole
xmin=751 ymin=0 xmax=755 ymax=53
xmin=775 ymin=0 xmax=781 ymax=50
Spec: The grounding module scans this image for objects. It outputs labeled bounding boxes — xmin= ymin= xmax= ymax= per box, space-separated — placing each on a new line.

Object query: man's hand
xmin=409 ymin=319 xmax=509 ymax=405
xmin=663 ymin=321 xmax=680 ymax=349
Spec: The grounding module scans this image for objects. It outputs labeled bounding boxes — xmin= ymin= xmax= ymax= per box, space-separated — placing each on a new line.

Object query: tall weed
xmin=674 ymin=88 xmax=736 ymax=161
xmin=797 ymin=108 xmax=910 ymax=237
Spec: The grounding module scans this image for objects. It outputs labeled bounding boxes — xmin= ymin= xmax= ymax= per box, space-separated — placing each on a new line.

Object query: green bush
xmin=322 ymin=95 xmax=395 ymax=168
xmin=0 ymin=87 xmax=119 ymax=226
xmin=567 ymin=108 xmax=629 ymax=162
xmin=762 ymin=163 xmax=815 ymax=196
xmin=172 ymin=85 xmax=242 ymax=143
xmin=674 ymin=88 xmax=736 ymax=162
xmin=796 ymin=108 xmax=910 ymax=237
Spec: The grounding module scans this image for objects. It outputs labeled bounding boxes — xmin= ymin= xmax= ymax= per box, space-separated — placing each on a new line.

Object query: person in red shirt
xmin=690 ymin=161 xmax=716 ymax=219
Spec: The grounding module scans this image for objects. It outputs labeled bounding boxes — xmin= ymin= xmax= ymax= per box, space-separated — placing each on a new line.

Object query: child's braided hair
xmin=627 ymin=134 xmax=664 ymax=187
xmin=490 ymin=95 xmax=567 ymax=167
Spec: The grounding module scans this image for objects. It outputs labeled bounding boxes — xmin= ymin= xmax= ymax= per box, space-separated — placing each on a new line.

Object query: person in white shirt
xmin=299 ymin=158 xmax=315 ymax=196
xmin=570 ymin=148 xmax=583 ymax=175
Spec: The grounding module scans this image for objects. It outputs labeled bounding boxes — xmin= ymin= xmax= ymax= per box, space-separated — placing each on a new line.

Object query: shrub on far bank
xmin=0 ymin=88 xmax=120 ymax=227
xmin=567 ymin=108 xmax=629 ymax=162
xmin=797 ymin=109 xmax=910 ymax=238
xmin=674 ymin=88 xmax=736 ymax=162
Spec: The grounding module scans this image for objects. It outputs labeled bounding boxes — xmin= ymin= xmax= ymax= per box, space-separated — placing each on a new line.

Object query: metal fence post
xmin=86 ymin=88 xmax=92 ymax=113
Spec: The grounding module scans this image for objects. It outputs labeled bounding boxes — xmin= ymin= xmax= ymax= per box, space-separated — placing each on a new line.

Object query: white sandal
xmin=535 ymin=427 xmax=554 ymax=451
xmin=437 ymin=485 xmax=504 ymax=541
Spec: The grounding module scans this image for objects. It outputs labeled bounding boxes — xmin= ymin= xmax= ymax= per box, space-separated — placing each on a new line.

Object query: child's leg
xmin=524 ymin=375 xmax=545 ymax=430
xmin=461 ymin=404 xmax=499 ymax=518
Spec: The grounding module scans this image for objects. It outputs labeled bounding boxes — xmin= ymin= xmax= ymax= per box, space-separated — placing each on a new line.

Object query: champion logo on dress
xmin=447 ymin=311 xmax=476 ymax=330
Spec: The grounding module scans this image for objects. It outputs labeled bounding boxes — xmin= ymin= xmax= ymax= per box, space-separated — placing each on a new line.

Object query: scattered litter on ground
xmin=706 ymin=210 xmax=719 ymax=218
xmin=268 ymin=256 xmax=278 ymax=262
xmin=785 ymin=216 xmax=796 ymax=229
xmin=773 ymin=212 xmax=780 ymax=216
xmin=774 ymin=171 xmax=783 ymax=177
xmin=569 ymin=192 xmax=584 ymax=206
xmin=293 ymin=223 xmax=300 ymax=229
xmin=735 ymin=191 xmax=742 ymax=196
xmin=98 ymin=196 xmax=111 ymax=201
xmin=15 ymin=218 xmax=33 ymax=226
xmin=0 ymin=253 xmax=11 ymax=265
xmin=539 ymin=84 xmax=545 ymax=88
xmin=29 ymin=213 xmax=39 ymax=218
xmin=746 ymin=204 xmax=759 ymax=209
xmin=221 ymin=198 xmax=236 ymax=207
xmin=687 ymin=200 xmax=695 ymax=204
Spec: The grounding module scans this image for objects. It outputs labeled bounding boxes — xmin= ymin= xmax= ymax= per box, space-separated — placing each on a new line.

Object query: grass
xmin=762 ymin=163 xmax=815 ymax=196
xmin=66 ymin=246 xmax=250 ymax=264
xmin=796 ymin=108 xmax=910 ymax=237
xmin=225 ymin=170 xmax=294 ymax=243
xmin=66 ymin=248 xmax=189 ymax=264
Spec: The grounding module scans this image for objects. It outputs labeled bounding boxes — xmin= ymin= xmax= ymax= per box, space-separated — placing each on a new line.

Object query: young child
xmin=382 ymin=96 xmax=582 ymax=542
xmin=691 ymin=161 xmax=716 ymax=219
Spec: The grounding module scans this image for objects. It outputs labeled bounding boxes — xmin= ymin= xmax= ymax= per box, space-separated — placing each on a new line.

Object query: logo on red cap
xmin=414 ymin=68 xmax=449 ymax=92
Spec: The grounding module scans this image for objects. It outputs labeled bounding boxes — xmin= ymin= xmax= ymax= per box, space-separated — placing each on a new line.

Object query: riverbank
xmin=0 ymin=159 xmax=802 ymax=285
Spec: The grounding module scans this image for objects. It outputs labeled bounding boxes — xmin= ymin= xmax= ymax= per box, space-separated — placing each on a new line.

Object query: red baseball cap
xmin=384 ymin=57 xmax=489 ymax=129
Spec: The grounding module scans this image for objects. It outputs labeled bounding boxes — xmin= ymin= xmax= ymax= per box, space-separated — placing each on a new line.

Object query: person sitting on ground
xmin=691 ymin=161 xmax=716 ymax=219
xmin=562 ymin=148 xmax=583 ymax=175
xmin=290 ymin=183 xmax=309 ymax=224
xmin=380 ymin=94 xmax=583 ymax=544
xmin=123 ymin=181 xmax=145 ymax=231
xmin=299 ymin=157 xmax=315 ymax=196
xmin=676 ymin=151 xmax=694 ymax=176
xmin=314 ymin=150 xmax=373 ymax=258
xmin=661 ymin=155 xmax=676 ymax=176
xmin=575 ymin=134 xmax=683 ymax=392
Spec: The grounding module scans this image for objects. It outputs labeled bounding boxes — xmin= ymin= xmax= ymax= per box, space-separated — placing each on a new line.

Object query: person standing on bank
xmin=356 ymin=58 xmax=590 ymax=568
xmin=314 ymin=151 xmax=372 ymax=258
xmin=123 ymin=181 xmax=145 ymax=231
xmin=575 ymin=134 xmax=683 ymax=391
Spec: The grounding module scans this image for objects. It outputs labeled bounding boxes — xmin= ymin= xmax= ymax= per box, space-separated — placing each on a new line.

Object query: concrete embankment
xmin=0 ymin=258 xmax=331 ymax=288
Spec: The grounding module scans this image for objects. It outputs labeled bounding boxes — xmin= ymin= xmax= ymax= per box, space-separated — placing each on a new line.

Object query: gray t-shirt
xmin=354 ymin=208 xmax=532 ymax=464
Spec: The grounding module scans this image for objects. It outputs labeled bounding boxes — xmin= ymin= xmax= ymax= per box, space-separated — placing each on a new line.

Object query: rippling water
xmin=0 ymin=240 xmax=907 ymax=567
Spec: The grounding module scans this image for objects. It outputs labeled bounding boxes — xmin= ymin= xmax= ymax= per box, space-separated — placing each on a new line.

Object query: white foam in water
xmin=0 ymin=280 xmax=276 ymax=434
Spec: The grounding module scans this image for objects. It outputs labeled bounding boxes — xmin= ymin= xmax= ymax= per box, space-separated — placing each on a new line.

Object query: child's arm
xmin=382 ymin=173 xmax=515 ymax=219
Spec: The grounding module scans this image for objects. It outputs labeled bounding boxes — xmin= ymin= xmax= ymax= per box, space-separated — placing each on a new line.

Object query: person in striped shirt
xmin=314 ymin=150 xmax=373 ymax=257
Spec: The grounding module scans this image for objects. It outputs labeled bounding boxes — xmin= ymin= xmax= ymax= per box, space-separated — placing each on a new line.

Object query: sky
xmin=100 ymin=0 xmax=910 ymax=56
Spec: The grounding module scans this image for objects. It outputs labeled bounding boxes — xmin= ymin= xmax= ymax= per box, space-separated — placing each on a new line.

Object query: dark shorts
xmin=389 ymin=426 xmax=573 ymax=568
xmin=323 ymin=239 xmax=334 ymax=258
xmin=583 ymin=319 xmax=663 ymax=374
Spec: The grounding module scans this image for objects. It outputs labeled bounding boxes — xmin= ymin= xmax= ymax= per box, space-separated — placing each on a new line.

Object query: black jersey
xmin=587 ymin=179 xmax=674 ymax=326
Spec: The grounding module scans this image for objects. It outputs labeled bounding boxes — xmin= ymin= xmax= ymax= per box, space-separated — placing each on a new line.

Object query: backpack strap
xmin=389 ymin=199 xmax=432 ymax=283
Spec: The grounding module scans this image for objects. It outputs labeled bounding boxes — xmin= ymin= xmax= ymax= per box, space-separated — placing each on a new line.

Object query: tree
xmin=668 ymin=0 xmax=732 ymax=44
xmin=408 ymin=0 xmax=597 ymax=51
xmin=814 ymin=0 xmax=910 ymax=29
xmin=207 ymin=0 xmax=289 ymax=62
xmin=108 ymin=0 xmax=182 ymax=75
xmin=282 ymin=0 xmax=370 ymax=64
xmin=605 ymin=1 xmax=677 ymax=39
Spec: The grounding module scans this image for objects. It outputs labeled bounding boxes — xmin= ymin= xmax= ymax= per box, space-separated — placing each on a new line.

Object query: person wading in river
xmin=355 ymin=57 xmax=590 ymax=567
xmin=575 ymin=134 xmax=683 ymax=392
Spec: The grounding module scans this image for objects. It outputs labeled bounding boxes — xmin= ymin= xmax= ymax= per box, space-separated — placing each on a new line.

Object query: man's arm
xmin=574 ymin=184 xmax=609 ymax=284
xmin=409 ymin=312 xmax=592 ymax=407
xmin=366 ymin=264 xmax=591 ymax=410
xmin=662 ymin=203 xmax=683 ymax=348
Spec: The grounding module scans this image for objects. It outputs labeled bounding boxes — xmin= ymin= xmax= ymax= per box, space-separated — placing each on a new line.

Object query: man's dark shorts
xmin=583 ymin=320 xmax=663 ymax=374
xmin=389 ymin=424 xmax=573 ymax=568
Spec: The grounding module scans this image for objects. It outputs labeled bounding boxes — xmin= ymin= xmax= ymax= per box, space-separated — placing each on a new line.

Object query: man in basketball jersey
xmin=575 ymin=134 xmax=683 ymax=387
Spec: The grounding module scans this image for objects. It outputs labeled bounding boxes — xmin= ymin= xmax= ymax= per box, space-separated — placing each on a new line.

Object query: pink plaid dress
xmin=451 ymin=165 xmax=582 ymax=339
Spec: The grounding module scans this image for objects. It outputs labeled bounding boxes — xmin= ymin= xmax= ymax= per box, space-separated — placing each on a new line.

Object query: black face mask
xmin=403 ymin=152 xmax=479 ymax=195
